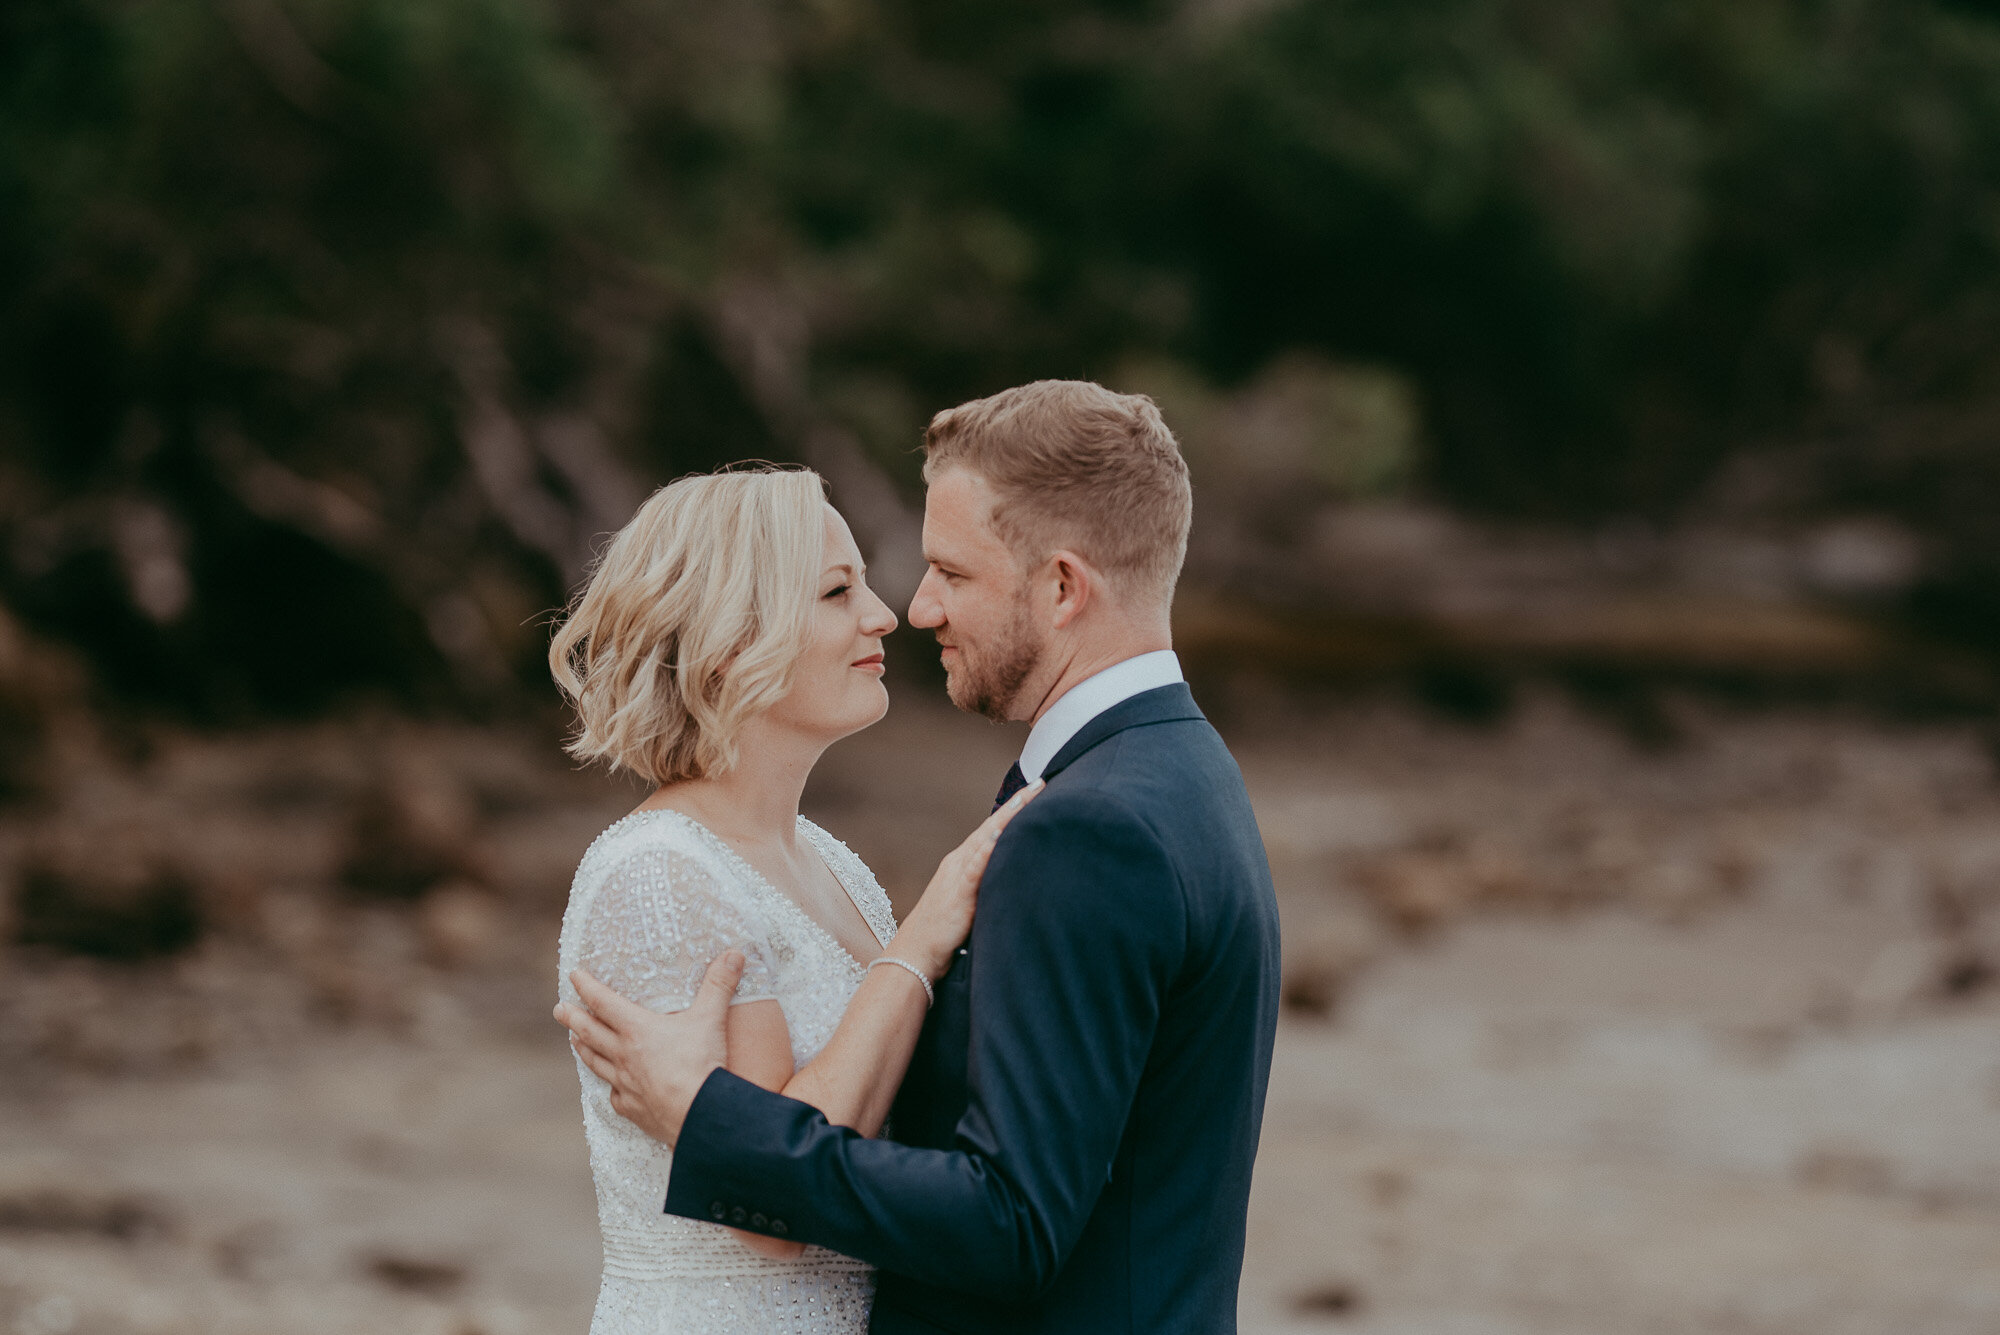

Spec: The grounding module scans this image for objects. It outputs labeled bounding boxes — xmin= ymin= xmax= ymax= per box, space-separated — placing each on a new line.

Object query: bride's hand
xmin=895 ymin=779 xmax=1044 ymax=981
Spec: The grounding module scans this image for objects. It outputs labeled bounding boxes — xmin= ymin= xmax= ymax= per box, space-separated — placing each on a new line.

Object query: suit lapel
xmin=1040 ymin=682 xmax=1205 ymax=782
xmin=891 ymin=684 xmax=1205 ymax=1153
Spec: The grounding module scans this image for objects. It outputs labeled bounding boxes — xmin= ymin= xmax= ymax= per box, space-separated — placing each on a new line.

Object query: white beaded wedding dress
xmin=557 ymin=808 xmax=899 ymax=1334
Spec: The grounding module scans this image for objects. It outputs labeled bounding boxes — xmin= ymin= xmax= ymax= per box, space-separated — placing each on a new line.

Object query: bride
xmin=548 ymin=466 xmax=1038 ymax=1334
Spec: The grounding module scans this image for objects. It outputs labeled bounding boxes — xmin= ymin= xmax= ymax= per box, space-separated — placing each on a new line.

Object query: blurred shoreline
xmin=8 ymin=2 xmax=2000 ymax=1324
xmin=2 ymin=680 xmax=1998 ymax=1331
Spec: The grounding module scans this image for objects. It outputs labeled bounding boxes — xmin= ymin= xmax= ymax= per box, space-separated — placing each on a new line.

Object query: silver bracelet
xmin=867 ymin=955 xmax=934 ymax=1008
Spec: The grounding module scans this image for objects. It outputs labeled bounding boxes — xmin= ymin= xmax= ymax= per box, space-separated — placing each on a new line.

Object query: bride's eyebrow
xmin=824 ymin=562 xmax=861 ymax=582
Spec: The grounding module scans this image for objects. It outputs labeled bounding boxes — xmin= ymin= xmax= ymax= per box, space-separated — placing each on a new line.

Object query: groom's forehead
xmin=921 ymin=469 xmax=1005 ymax=552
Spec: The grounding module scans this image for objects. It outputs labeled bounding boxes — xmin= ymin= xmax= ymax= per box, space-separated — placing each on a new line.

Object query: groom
xmin=563 ymin=380 xmax=1281 ymax=1333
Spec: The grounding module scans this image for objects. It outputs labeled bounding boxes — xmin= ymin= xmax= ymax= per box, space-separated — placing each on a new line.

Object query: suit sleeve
xmin=664 ymin=792 xmax=1186 ymax=1299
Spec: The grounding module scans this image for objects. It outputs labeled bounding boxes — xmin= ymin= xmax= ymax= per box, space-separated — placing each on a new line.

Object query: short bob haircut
xmin=549 ymin=466 xmax=826 ymax=785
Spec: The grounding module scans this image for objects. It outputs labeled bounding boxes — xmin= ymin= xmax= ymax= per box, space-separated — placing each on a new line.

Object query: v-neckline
xmin=646 ymin=808 xmax=884 ymax=973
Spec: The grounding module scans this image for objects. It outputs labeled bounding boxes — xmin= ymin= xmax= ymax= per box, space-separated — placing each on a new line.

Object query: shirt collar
xmin=1018 ymin=650 xmax=1184 ymax=781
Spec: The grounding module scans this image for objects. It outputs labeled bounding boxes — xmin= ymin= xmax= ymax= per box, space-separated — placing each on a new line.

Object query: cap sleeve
xmin=569 ymin=843 xmax=779 ymax=1013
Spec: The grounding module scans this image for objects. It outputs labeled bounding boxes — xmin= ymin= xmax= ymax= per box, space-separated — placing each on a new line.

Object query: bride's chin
xmin=827 ymin=687 xmax=890 ymax=736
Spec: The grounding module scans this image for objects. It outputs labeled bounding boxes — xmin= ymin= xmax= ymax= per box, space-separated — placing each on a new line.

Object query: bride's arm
xmin=716 ymin=962 xmax=931 ymax=1260
xmin=728 ymin=960 xmax=931 ymax=1135
xmin=608 ymin=782 xmax=1039 ymax=1261
xmin=730 ymin=779 xmax=1041 ymax=1140
xmin=716 ymin=1001 xmax=803 ymax=1259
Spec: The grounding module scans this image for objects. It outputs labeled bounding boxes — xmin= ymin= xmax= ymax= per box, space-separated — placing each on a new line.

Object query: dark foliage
xmin=4 ymin=0 xmax=1999 ymax=709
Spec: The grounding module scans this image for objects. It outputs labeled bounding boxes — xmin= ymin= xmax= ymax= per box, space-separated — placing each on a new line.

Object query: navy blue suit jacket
xmin=665 ymin=683 xmax=1282 ymax=1333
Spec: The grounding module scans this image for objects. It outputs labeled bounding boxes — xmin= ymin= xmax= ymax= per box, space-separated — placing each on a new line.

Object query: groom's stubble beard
xmin=944 ymin=594 xmax=1045 ymax=722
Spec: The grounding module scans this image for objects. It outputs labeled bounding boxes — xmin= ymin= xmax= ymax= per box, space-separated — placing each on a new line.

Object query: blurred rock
xmin=210 ymin=1220 xmax=285 ymax=1281
xmin=0 ymin=1191 xmax=176 ymax=1243
xmin=1166 ymin=479 xmax=1985 ymax=720
xmin=1279 ymin=895 xmax=1389 ymax=1020
xmin=1799 ymin=519 xmax=1922 ymax=600
xmin=418 ymin=882 xmax=504 ymax=971
xmin=1279 ymin=967 xmax=1342 ymax=1020
xmin=1848 ymin=939 xmax=1946 ymax=1021
xmin=0 ymin=701 xmax=43 ymax=809
xmin=0 ymin=606 xmax=84 ymax=804
xmin=1350 ymin=851 xmax=1471 ymax=933
xmin=10 ymin=845 xmax=204 ymax=964
xmin=1292 ymin=1282 xmax=1366 ymax=1319
xmin=1347 ymin=842 xmax=1533 ymax=934
xmin=1795 ymin=1145 xmax=1896 ymax=1196
xmin=363 ymin=1251 xmax=467 ymax=1296
xmin=1935 ymin=945 xmax=1994 ymax=1000
xmin=1630 ymin=856 xmax=1725 ymax=923
xmin=341 ymin=747 xmax=489 ymax=899
xmin=258 ymin=889 xmax=336 ymax=965
xmin=302 ymin=951 xmax=412 ymax=1029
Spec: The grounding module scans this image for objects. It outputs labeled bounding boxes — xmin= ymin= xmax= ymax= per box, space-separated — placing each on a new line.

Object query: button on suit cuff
xmin=663 ymin=1066 xmax=750 ymax=1220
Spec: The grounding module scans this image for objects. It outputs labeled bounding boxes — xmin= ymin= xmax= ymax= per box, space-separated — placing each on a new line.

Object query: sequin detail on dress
xmin=557 ymin=810 xmax=897 ymax=1334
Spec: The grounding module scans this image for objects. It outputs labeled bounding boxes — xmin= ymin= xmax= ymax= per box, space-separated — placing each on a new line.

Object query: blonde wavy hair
xmin=548 ymin=466 xmax=827 ymax=784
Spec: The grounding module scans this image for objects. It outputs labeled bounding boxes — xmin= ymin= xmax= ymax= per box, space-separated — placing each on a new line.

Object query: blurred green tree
xmin=3 ymin=0 xmax=1999 ymax=713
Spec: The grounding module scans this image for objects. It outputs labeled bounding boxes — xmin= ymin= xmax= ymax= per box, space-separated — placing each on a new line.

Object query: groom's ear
xmin=1048 ymin=550 xmax=1098 ymax=629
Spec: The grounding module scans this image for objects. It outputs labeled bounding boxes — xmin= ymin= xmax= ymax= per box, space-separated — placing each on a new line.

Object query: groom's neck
xmin=1020 ymin=621 xmax=1171 ymax=726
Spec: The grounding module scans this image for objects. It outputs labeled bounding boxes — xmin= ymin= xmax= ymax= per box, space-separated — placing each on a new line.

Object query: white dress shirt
xmin=1017 ymin=650 xmax=1185 ymax=782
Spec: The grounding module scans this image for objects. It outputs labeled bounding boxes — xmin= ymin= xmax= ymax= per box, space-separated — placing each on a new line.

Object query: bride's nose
xmin=860 ymin=587 xmax=898 ymax=637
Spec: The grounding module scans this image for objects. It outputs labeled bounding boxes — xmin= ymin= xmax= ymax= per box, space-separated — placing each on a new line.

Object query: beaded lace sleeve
xmin=571 ymin=843 xmax=780 ymax=1013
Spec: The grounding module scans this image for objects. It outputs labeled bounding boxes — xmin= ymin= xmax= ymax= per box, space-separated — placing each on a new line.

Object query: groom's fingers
xmin=984 ymin=778 xmax=1045 ymax=837
xmin=570 ymin=969 xmax=653 ymax=1034
xmin=686 ymin=950 xmax=747 ymax=1028
xmin=555 ymin=999 xmax=623 ymax=1058
xmin=570 ymin=1034 xmax=619 ymax=1087
xmin=965 ymin=780 xmax=1042 ymax=872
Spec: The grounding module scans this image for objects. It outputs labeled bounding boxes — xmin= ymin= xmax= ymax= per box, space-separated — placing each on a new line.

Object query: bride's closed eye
xmin=823 ymin=584 xmax=851 ymax=600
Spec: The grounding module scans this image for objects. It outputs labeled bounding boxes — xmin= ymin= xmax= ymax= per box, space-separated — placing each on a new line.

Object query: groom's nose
xmin=908 ymin=570 xmax=945 ymax=629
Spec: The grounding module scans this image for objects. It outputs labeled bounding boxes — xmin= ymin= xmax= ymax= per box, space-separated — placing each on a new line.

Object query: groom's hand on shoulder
xmin=554 ymin=953 xmax=743 ymax=1147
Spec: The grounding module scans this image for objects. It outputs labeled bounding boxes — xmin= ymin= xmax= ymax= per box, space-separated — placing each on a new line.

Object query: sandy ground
xmin=2 ymin=687 xmax=1998 ymax=1333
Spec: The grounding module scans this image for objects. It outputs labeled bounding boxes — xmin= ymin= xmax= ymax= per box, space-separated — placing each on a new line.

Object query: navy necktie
xmin=992 ymin=762 xmax=1028 ymax=813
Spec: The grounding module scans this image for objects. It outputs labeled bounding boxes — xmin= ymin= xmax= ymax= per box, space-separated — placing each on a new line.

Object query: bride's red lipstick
xmin=851 ymin=652 xmax=886 ymax=674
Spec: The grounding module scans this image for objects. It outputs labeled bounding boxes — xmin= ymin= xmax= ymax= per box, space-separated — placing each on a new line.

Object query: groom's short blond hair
xmin=922 ymin=380 xmax=1191 ymax=608
xmin=548 ymin=467 xmax=826 ymax=785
